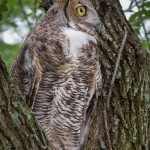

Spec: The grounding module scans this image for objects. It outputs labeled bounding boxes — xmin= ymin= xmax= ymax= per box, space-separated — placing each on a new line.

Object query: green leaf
xmin=4 ymin=20 xmax=18 ymax=27
xmin=0 ymin=41 xmax=20 ymax=71
xmin=141 ymin=10 xmax=150 ymax=20
xmin=129 ymin=12 xmax=140 ymax=22
xmin=0 ymin=4 xmax=8 ymax=12
xmin=141 ymin=2 xmax=150 ymax=8
xmin=0 ymin=12 xmax=2 ymax=20
xmin=0 ymin=0 xmax=7 ymax=5
xmin=141 ymin=39 xmax=149 ymax=50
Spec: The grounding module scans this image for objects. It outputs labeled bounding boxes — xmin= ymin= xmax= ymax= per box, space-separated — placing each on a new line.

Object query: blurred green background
xmin=0 ymin=0 xmax=150 ymax=72
xmin=0 ymin=0 xmax=43 ymax=71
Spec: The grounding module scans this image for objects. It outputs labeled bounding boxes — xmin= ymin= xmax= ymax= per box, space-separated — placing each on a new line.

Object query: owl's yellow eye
xmin=76 ymin=6 xmax=86 ymax=17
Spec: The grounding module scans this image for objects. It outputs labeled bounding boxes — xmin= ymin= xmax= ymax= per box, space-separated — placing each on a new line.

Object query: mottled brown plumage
xmin=12 ymin=0 xmax=102 ymax=149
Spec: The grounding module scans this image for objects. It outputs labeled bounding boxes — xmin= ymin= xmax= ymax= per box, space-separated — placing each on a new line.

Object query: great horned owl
xmin=12 ymin=0 xmax=102 ymax=149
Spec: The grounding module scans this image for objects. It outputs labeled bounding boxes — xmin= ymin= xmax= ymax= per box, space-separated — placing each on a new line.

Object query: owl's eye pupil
xmin=80 ymin=8 xmax=83 ymax=12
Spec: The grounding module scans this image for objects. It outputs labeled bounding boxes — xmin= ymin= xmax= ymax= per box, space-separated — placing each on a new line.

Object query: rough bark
xmin=0 ymin=0 xmax=149 ymax=150
xmin=84 ymin=0 xmax=149 ymax=149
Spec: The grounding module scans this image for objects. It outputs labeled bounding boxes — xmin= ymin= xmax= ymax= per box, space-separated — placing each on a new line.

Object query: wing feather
xmin=11 ymin=43 xmax=42 ymax=109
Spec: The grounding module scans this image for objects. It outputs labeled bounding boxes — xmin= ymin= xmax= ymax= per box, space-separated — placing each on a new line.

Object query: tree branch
xmin=106 ymin=26 xmax=128 ymax=110
xmin=18 ymin=0 xmax=32 ymax=31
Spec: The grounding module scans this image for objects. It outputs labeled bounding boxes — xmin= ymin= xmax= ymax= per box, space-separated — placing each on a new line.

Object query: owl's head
xmin=55 ymin=0 xmax=101 ymax=34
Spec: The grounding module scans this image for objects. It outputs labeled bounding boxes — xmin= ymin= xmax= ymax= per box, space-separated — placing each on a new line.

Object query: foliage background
xmin=0 ymin=0 xmax=150 ymax=71
xmin=0 ymin=0 xmax=43 ymax=70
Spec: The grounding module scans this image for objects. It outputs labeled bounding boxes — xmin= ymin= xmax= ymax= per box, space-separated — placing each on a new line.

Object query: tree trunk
xmin=84 ymin=0 xmax=149 ymax=149
xmin=0 ymin=0 xmax=149 ymax=150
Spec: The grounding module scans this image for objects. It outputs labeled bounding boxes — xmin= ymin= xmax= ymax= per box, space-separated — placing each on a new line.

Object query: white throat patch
xmin=63 ymin=28 xmax=96 ymax=59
